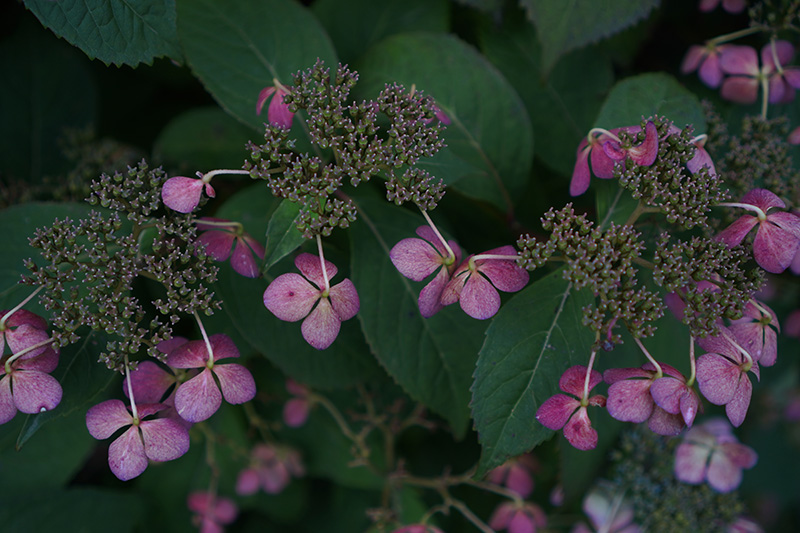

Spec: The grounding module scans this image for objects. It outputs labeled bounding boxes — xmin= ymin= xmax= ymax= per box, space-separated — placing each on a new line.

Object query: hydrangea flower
xmin=728 ymin=300 xmax=779 ymax=367
xmin=719 ymin=41 xmax=797 ymax=104
xmin=601 ymin=121 xmax=659 ymax=170
xmin=487 ymin=454 xmax=537 ymax=498
xmin=162 ymin=174 xmax=216 ymax=213
xmin=536 ymin=365 xmax=606 ymax=450
xmin=187 ymin=491 xmax=238 ymax=533
xmin=489 ymin=501 xmax=547 ymax=533
xmin=256 ymin=82 xmax=294 ymax=129
xmin=695 ymin=329 xmax=759 ymax=427
xmin=263 ymin=253 xmax=359 ymax=350
xmin=674 ymin=418 xmax=757 ymax=493
xmin=196 ymin=218 xmax=266 ymax=278
xmin=650 ymin=369 xmax=702 ymax=428
xmin=166 ymin=334 xmax=256 ymax=423
xmin=235 ymin=443 xmax=304 ymax=495
xmin=86 ymin=399 xmax=190 ymax=481
xmin=440 ymin=246 xmax=529 ymax=320
xmin=0 ymin=346 xmax=62 ymax=424
xmin=122 ymin=351 xmax=194 ymax=429
xmin=682 ymin=44 xmax=729 ymax=89
xmin=390 ymin=225 xmax=461 ymax=318
xmin=571 ymin=482 xmax=640 ymax=533
xmin=283 ymin=379 xmax=311 ymax=428
xmin=716 ymin=188 xmax=800 ymax=273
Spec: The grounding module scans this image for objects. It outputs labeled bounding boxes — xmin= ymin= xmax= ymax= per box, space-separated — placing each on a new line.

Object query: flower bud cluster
xmin=385 ymin=167 xmax=445 ymax=210
xmin=518 ymin=204 xmax=662 ymax=341
xmin=245 ymin=61 xmax=447 ymax=238
xmin=23 ymin=161 xmax=220 ymax=370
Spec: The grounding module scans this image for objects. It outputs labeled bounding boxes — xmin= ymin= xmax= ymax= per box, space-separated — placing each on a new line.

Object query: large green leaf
xmin=23 ymin=0 xmax=181 ymax=66
xmin=522 ymin=0 xmax=660 ymax=75
xmin=355 ymin=32 xmax=533 ymax=213
xmin=472 ymin=268 xmax=595 ymax=477
xmin=0 ymin=23 xmax=96 ymax=182
xmin=594 ymin=72 xmax=707 ymax=132
xmin=311 ymin=0 xmax=449 ymax=65
xmin=177 ymin=0 xmax=337 ymax=131
xmin=263 ymin=200 xmax=306 ymax=274
xmin=477 ymin=13 xmax=613 ymax=177
xmin=349 ymin=195 xmax=487 ymax=438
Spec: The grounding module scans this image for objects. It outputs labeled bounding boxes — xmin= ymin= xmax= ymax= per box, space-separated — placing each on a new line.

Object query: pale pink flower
xmin=235 ymin=443 xmax=304 ymax=495
xmin=0 ymin=346 xmax=62 ymax=424
xmin=187 ymin=491 xmax=238 ymax=533
xmin=682 ymin=44 xmax=729 ymax=89
xmin=487 ymin=454 xmax=537 ymax=498
xmin=719 ymin=42 xmax=796 ymax=104
xmin=256 ymin=83 xmax=294 ymax=129
xmin=489 ymin=501 xmax=547 ymax=533
xmin=162 ymin=175 xmax=215 ymax=213
xmin=728 ymin=300 xmax=779 ymax=367
xmin=196 ymin=218 xmax=265 ymax=278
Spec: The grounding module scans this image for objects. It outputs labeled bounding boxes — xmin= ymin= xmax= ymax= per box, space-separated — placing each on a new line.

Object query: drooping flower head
xmin=674 ymin=417 xmax=757 ymax=493
xmin=536 ymin=365 xmax=606 ymax=451
xmin=263 ymin=253 xmax=359 ymax=350
xmin=390 ymin=225 xmax=461 ymax=318
xmin=256 ymin=81 xmax=294 ymax=129
xmin=196 ymin=218 xmax=266 ymax=278
xmin=441 ymin=245 xmax=529 ymax=320
xmin=166 ymin=334 xmax=256 ymax=423
xmin=86 ymin=399 xmax=190 ymax=481
xmin=716 ymin=188 xmax=800 ymax=273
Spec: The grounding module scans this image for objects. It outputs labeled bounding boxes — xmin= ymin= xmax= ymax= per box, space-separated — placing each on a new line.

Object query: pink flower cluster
xmin=390 ymin=225 xmax=529 ymax=320
xmin=0 ymin=309 xmax=62 ymax=424
xmin=188 ymin=491 xmax=238 ymax=533
xmin=235 ymin=443 xmax=304 ymax=496
xmin=86 ymin=334 xmax=256 ymax=481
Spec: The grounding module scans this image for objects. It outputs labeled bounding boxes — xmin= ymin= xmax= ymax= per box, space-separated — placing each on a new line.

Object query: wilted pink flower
xmin=196 ymin=218 xmax=265 ymax=278
xmin=235 ymin=443 xmax=304 ymax=495
xmin=166 ymin=334 xmax=256 ymax=423
xmin=390 ymin=225 xmax=461 ymax=318
xmin=602 ymin=121 xmax=659 ymax=169
xmin=665 ymin=125 xmax=716 ymax=176
xmin=536 ymin=365 xmax=606 ymax=451
xmin=570 ymin=127 xmax=633 ymax=196
xmin=728 ymin=300 xmax=779 ymax=367
xmin=487 ymin=454 xmax=537 ymax=498
xmin=187 ymin=491 xmax=238 ymax=533
xmin=86 ymin=399 xmax=190 ymax=481
xmin=283 ymin=378 xmax=311 ymax=427
xmin=682 ymin=44 xmax=728 ymax=88
xmin=256 ymin=82 xmax=294 ymax=129
xmin=674 ymin=417 xmax=757 ymax=493
xmin=572 ymin=482 xmax=640 ymax=533
xmin=719 ymin=42 xmax=796 ymax=104
xmin=440 ymin=246 xmax=529 ymax=320
xmin=392 ymin=525 xmax=444 ymax=533
xmin=263 ymin=253 xmax=359 ymax=350
xmin=716 ymin=188 xmax=800 ymax=273
xmin=489 ymin=501 xmax=547 ymax=533
xmin=699 ymin=0 xmax=746 ymax=13
xmin=0 ymin=346 xmax=62 ymax=425
xmin=162 ymin=174 xmax=216 ymax=213
xmin=695 ymin=329 xmax=759 ymax=427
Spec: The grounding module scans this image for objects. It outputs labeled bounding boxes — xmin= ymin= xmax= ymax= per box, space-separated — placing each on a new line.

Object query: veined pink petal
xmin=157 ymin=336 xmax=188 ymax=355
xmin=563 ymin=407 xmax=597 ymax=450
xmin=742 ymin=188 xmax=786 ymax=210
xmin=715 ymin=215 xmax=759 ymax=248
xmin=263 ymin=273 xmax=319 ymax=322
xmin=603 ymin=367 xmax=651 ymax=384
xmin=294 ymin=253 xmax=337 ymax=289
xmin=140 ymin=417 xmax=190 ymax=461
xmin=329 ymin=278 xmax=359 ymax=320
xmin=417 ymin=267 xmax=449 ymax=318
xmin=590 ymin=140 xmax=615 ymax=178
xmin=167 ymin=338 xmax=210 ymax=369
xmin=256 ymin=86 xmax=276 ymax=115
xmin=196 ymin=231 xmax=235 ymax=262
xmin=753 ymin=215 xmax=800 ymax=273
xmin=174 ymin=369 xmax=222 ymax=423
xmin=231 ymin=238 xmax=260 ymax=278
xmin=606 ymin=379 xmax=654 ymax=423
xmin=125 ymin=361 xmax=174 ymax=403
xmin=162 ymin=177 xmax=205 ymax=213
xmin=720 ymin=46 xmax=759 ymax=76
xmin=460 ymin=272 xmax=501 ymax=320
xmin=674 ymin=440 xmax=710 ymax=484
xmin=720 ymin=77 xmax=759 ymax=104
xmin=440 ymin=265 xmax=468 ymax=306
xmin=725 ymin=375 xmax=751 ymax=427
xmin=0 ymin=377 xmax=17 ymax=424
xmin=390 ymin=237 xmax=447 ymax=281
xmin=17 ymin=347 xmax=59 ymax=373
xmin=650 ymin=376 xmax=686 ymax=414
xmin=213 ymin=363 xmax=256 ymax=405
xmin=478 ymin=249 xmax=529 ymax=292
xmin=722 ymin=441 xmax=758 ymax=468
xmin=687 ymin=144 xmax=716 ymax=175
xmin=6 ymin=324 xmax=50 ymax=359
xmin=785 ymin=68 xmax=800 ymax=90
xmin=647 ymin=407 xmax=684 ymax=436
xmin=681 ymin=45 xmax=705 ymax=73
xmin=86 ymin=399 xmax=134 ymax=439
xmin=208 ymin=334 xmax=239 ymax=360
xmin=108 ymin=426 xmax=148 ymax=481
xmin=560 ymin=365 xmax=602 ymax=397
xmin=696 ymin=353 xmax=741 ymax=405
xmin=628 ymin=121 xmax=659 ymax=167
xmin=301 ymin=298 xmax=341 ymax=350
xmin=706 ymin=446 xmax=742 ymax=492
xmin=602 ymin=140 xmax=627 ymax=161
xmin=768 ymin=76 xmax=787 ymax=104
xmin=242 ymin=234 xmax=266 ymax=260
xmin=268 ymin=88 xmax=294 ymax=129
xmin=3 ymin=308 xmax=48 ymax=330
xmin=570 ymin=142 xmax=592 ymax=196
xmin=699 ymin=53 xmax=724 ymax=88
xmin=11 ymin=370 xmax=62 ymax=414
xmin=536 ymin=393 xmax=579 ymax=430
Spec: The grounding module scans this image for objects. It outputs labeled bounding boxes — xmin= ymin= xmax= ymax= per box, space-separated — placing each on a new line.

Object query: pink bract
xmin=236 ymin=443 xmax=304 ymax=495
xmin=196 ymin=218 xmax=266 ymax=278
xmin=0 ymin=308 xmax=50 ymax=360
xmin=682 ymin=44 xmax=728 ymax=89
xmin=161 ymin=176 xmax=215 ymax=213
xmin=728 ymin=300 xmax=779 ymax=367
xmin=487 ymin=454 xmax=537 ymax=498
xmin=188 ymin=491 xmax=238 ymax=533
xmin=263 ymin=253 xmax=359 ymax=350
xmin=0 ymin=347 xmax=62 ymax=424
xmin=601 ymin=121 xmax=659 ymax=169
xmin=167 ymin=334 xmax=256 ymax=423
xmin=256 ymin=84 xmax=294 ymax=129
xmin=489 ymin=501 xmax=547 ymax=533
xmin=390 ymin=225 xmax=461 ymax=318
xmin=440 ymin=245 xmax=529 ymax=320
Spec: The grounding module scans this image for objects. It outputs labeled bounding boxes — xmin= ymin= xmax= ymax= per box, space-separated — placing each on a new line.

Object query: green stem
xmin=0 ymin=286 xmax=43 ymax=330
xmin=707 ymin=26 xmax=762 ymax=47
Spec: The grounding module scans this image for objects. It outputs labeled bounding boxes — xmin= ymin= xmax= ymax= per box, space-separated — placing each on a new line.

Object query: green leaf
xmin=177 ymin=0 xmax=337 ymax=131
xmin=0 ymin=23 xmax=96 ymax=182
xmin=522 ymin=0 xmax=660 ymax=75
xmin=355 ymin=32 xmax=533 ymax=212
xmin=349 ymin=194 xmax=486 ymax=438
xmin=153 ymin=107 xmax=257 ymax=171
xmin=311 ymin=0 xmax=449 ymax=65
xmin=477 ymin=14 xmax=613 ymax=176
xmin=594 ymin=72 xmax=707 ymax=131
xmin=595 ymin=180 xmax=639 ymax=231
xmin=23 ymin=0 xmax=181 ymax=66
xmin=263 ymin=200 xmax=307 ymax=274
xmin=472 ymin=268 xmax=595 ymax=477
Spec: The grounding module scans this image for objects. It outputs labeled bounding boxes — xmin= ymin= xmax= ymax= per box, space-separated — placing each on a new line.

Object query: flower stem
xmin=716 ymin=202 xmax=767 ymax=220
xmin=199 ymin=169 xmax=251 ymax=183
xmin=194 ymin=311 xmax=215 ymax=364
xmin=0 ymin=286 xmax=43 ymax=330
xmin=720 ymin=328 xmax=754 ymax=366
xmin=316 ymin=235 xmax=331 ymax=295
xmin=4 ymin=336 xmax=56 ymax=374
xmin=582 ymin=347 xmax=598 ymax=403
xmin=420 ymin=208 xmax=456 ymax=264
xmin=687 ymin=335 xmax=697 ymax=387
xmin=124 ymin=353 xmax=139 ymax=422
xmin=634 ymin=336 xmax=662 ymax=378
xmin=707 ymin=26 xmax=762 ymax=47
xmin=760 ymin=74 xmax=769 ymax=120
xmin=587 ymin=127 xmax=621 ymax=143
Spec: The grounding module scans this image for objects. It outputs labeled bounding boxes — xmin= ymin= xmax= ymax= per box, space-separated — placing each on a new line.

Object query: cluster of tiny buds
xmin=23 ymin=160 xmax=220 ymax=370
xmin=385 ymin=167 xmax=446 ymax=211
